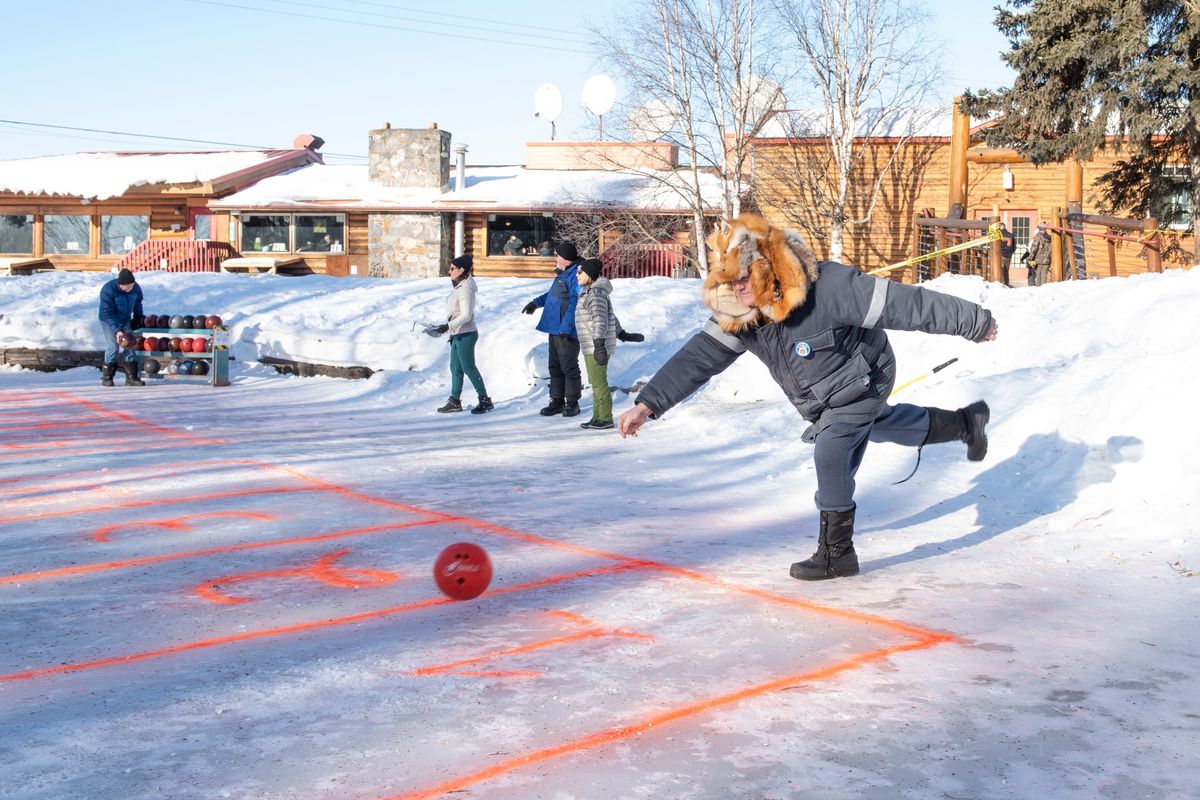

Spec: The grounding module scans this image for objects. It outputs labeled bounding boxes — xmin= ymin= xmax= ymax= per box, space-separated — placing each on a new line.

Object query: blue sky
xmin=2 ymin=0 xmax=1014 ymax=165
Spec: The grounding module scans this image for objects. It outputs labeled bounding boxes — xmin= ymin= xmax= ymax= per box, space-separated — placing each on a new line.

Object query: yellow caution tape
xmin=867 ymin=223 xmax=1002 ymax=276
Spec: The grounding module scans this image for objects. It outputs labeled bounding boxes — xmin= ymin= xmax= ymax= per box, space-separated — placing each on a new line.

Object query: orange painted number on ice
xmin=194 ymin=547 xmax=399 ymax=605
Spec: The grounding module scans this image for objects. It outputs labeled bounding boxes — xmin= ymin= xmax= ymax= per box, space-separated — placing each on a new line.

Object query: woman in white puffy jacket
xmin=434 ymin=255 xmax=493 ymax=415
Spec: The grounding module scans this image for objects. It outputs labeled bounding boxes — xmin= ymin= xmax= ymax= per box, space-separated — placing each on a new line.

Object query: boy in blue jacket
xmin=522 ymin=241 xmax=583 ymax=417
xmin=97 ymin=268 xmax=145 ymax=387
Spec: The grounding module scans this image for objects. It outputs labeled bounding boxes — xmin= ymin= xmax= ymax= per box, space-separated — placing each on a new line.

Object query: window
xmin=44 ymin=215 xmax=91 ymax=255
xmin=295 ymin=214 xmax=345 ymax=252
xmin=487 ymin=214 xmax=556 ymax=257
xmin=101 ymin=215 xmax=149 ymax=255
xmin=194 ymin=214 xmax=212 ymax=240
xmin=241 ymin=214 xmax=290 ymax=252
xmin=0 ymin=214 xmax=33 ymax=254
xmin=1153 ymin=165 xmax=1193 ymax=230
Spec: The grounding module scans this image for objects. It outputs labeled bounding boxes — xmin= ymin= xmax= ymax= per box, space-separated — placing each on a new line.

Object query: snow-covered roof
xmin=756 ymin=106 xmax=952 ymax=140
xmin=0 ymin=149 xmax=315 ymax=200
xmin=207 ymin=163 xmax=724 ymax=214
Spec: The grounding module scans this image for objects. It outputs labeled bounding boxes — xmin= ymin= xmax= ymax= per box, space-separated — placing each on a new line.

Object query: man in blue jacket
xmin=522 ymin=241 xmax=583 ymax=417
xmin=97 ymin=268 xmax=145 ymax=387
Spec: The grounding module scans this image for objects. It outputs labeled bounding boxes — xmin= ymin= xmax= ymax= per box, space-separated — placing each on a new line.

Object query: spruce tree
xmin=960 ymin=1 xmax=1198 ymax=233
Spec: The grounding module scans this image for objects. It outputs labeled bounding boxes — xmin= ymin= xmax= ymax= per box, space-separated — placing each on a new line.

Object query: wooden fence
xmin=600 ymin=242 xmax=687 ymax=279
xmin=113 ymin=240 xmax=241 ymax=273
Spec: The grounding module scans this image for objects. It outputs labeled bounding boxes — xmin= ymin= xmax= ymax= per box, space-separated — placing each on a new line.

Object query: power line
xmin=0 ymin=119 xmax=367 ymax=159
xmin=261 ymin=0 xmax=593 ymax=45
xmin=183 ymin=0 xmax=585 ymax=54
xmin=333 ymin=0 xmax=589 ymax=39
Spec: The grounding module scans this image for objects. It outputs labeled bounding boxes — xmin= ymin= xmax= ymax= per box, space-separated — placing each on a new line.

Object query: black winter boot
xmin=470 ymin=397 xmax=494 ymax=415
xmin=790 ymin=507 xmax=860 ymax=581
xmin=540 ymin=398 xmax=565 ymax=416
xmin=120 ymin=359 xmax=145 ymax=387
xmin=101 ymin=363 xmax=117 ymax=387
xmin=925 ymin=401 xmax=990 ymax=461
xmin=562 ymin=399 xmax=581 ymax=418
xmin=437 ymin=397 xmax=463 ymax=413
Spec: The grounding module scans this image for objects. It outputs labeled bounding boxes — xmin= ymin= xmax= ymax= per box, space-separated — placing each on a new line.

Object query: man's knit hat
xmin=554 ymin=241 xmax=579 ymax=261
xmin=117 ymin=268 xmax=136 ymax=286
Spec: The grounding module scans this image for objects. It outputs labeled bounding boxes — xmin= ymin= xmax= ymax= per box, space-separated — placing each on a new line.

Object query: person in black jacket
xmin=97 ymin=268 xmax=145 ymax=387
xmin=618 ymin=214 xmax=998 ymax=581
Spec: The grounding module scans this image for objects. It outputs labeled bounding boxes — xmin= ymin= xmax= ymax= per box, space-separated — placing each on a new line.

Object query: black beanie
xmin=117 ymin=268 xmax=136 ymax=286
xmin=554 ymin=241 xmax=579 ymax=261
xmin=580 ymin=258 xmax=603 ymax=282
xmin=450 ymin=254 xmax=473 ymax=272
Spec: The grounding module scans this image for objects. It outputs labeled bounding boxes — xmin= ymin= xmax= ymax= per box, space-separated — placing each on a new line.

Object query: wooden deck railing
xmin=600 ymin=243 xmax=687 ymax=279
xmin=113 ymin=240 xmax=241 ymax=273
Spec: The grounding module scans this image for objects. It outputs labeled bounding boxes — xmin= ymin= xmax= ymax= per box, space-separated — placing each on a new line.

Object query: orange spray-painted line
xmin=91 ymin=511 xmax=276 ymax=542
xmin=0 ymin=519 xmax=444 ymax=586
xmin=0 ymin=421 xmax=97 ymax=433
xmin=384 ymin=635 xmax=948 ymax=800
xmin=49 ymin=391 xmax=224 ymax=445
xmin=193 ymin=547 xmax=399 ymax=605
xmin=413 ymin=628 xmax=653 ymax=677
xmin=2 ymin=436 xmax=142 ymax=451
xmin=0 ymin=486 xmax=314 ymax=525
xmin=0 ymin=562 xmax=647 ymax=683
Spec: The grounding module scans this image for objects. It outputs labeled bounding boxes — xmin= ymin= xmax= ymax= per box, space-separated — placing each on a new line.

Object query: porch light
xmin=1002 ymin=166 xmax=1014 ymax=191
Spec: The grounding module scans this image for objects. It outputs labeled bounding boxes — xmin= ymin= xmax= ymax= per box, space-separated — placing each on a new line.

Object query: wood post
xmin=1050 ymin=208 xmax=1064 ymax=283
xmin=948 ymin=97 xmax=970 ymax=220
xmin=1144 ymin=218 xmax=1162 ymax=273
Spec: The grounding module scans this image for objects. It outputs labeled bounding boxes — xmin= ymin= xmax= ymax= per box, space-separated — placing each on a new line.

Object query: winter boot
xmin=539 ymin=398 xmax=565 ymax=416
xmin=925 ymin=401 xmax=990 ymax=461
xmin=580 ymin=418 xmax=614 ymax=430
xmin=790 ymin=507 xmax=860 ymax=581
xmin=120 ymin=359 xmax=145 ymax=387
xmin=562 ymin=399 xmax=581 ymax=418
xmin=437 ymin=397 xmax=463 ymax=414
xmin=100 ymin=363 xmax=117 ymax=387
xmin=470 ymin=397 xmax=494 ymax=415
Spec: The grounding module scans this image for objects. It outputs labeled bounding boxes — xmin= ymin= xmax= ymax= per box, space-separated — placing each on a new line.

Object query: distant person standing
xmin=1024 ymin=223 xmax=1052 ymax=286
xmin=97 ymin=268 xmax=145 ymax=387
xmin=503 ymin=234 xmax=524 ymax=256
xmin=522 ymin=241 xmax=583 ymax=417
xmin=997 ymin=222 xmax=1016 ymax=287
xmin=432 ymin=255 xmax=493 ymax=415
xmin=575 ymin=258 xmax=619 ymax=430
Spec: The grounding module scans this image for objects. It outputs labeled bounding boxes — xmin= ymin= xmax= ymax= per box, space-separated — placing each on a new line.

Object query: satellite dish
xmin=582 ymin=75 xmax=618 ymax=140
xmin=533 ymin=83 xmax=564 ymax=140
xmin=627 ymin=99 xmax=676 ymax=141
xmin=737 ymin=75 xmax=786 ymax=130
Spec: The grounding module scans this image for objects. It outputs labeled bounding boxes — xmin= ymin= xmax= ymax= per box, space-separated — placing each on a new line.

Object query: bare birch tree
xmin=589 ymin=0 xmax=786 ymax=275
xmin=766 ymin=0 xmax=942 ymax=261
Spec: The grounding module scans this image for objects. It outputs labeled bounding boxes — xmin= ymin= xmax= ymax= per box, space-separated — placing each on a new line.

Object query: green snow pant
xmin=583 ymin=353 xmax=612 ymax=423
xmin=449 ymin=331 xmax=487 ymax=400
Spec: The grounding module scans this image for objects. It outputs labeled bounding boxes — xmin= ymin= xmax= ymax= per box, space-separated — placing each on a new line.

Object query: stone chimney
xmin=368 ymin=122 xmax=451 ymax=191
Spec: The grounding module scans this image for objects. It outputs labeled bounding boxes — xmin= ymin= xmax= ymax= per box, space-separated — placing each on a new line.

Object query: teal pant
xmin=584 ymin=354 xmax=612 ymax=422
xmin=449 ymin=331 xmax=487 ymax=400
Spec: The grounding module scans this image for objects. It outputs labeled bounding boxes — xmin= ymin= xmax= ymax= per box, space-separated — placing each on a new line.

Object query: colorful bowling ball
xmin=183 ymin=315 xmax=196 ymax=329
xmin=168 ymin=315 xmax=185 ymax=330
xmin=433 ymin=542 xmax=493 ymax=601
xmin=142 ymin=314 xmax=156 ymax=329
xmin=192 ymin=360 xmax=209 ymax=376
xmin=168 ymin=337 xmax=181 ymax=352
xmin=190 ymin=314 xmax=205 ymax=329
xmin=166 ymin=360 xmax=180 ymax=375
xmin=158 ymin=337 xmax=171 ymax=351
xmin=205 ymin=315 xmax=223 ymax=329
xmin=180 ymin=360 xmax=195 ymax=375
xmin=179 ymin=338 xmax=193 ymax=353
xmin=143 ymin=358 xmax=160 ymax=376
xmin=142 ymin=338 xmax=156 ymax=352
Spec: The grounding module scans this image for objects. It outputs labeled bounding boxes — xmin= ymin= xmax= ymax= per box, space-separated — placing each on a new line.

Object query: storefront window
xmin=295 ymin=214 xmax=345 ymax=252
xmin=487 ymin=214 xmax=556 ymax=257
xmin=44 ymin=215 xmax=91 ymax=255
xmin=1153 ymin=165 xmax=1194 ymax=230
xmin=0 ymin=214 xmax=33 ymax=253
xmin=241 ymin=215 xmax=290 ymax=252
xmin=101 ymin=215 xmax=149 ymax=255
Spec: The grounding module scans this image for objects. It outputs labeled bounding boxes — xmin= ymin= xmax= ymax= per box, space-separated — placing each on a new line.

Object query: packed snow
xmin=1 ymin=266 xmax=1198 ymax=799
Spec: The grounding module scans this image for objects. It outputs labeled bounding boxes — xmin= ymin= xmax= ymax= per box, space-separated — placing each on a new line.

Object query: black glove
xmin=617 ymin=330 xmax=644 ymax=343
xmin=593 ymin=340 xmax=609 ymax=367
xmin=131 ymin=315 xmax=145 ymax=330
xmin=425 ymin=324 xmax=449 ymax=337
xmin=522 ymin=301 xmax=538 ymax=315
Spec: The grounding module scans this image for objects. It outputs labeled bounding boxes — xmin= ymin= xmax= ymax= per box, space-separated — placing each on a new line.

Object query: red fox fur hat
xmin=702 ymin=213 xmax=820 ymax=332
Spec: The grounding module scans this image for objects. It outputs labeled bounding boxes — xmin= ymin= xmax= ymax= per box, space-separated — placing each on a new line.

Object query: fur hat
xmin=554 ymin=241 xmax=579 ymax=261
xmin=117 ymin=268 xmax=136 ymax=286
xmin=450 ymin=254 xmax=473 ymax=272
xmin=579 ymin=258 xmax=603 ymax=281
xmin=702 ymin=213 xmax=819 ymax=332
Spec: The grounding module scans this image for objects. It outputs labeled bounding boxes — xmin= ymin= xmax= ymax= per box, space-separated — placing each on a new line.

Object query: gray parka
xmin=575 ymin=276 xmax=618 ymax=357
xmin=637 ymin=261 xmax=994 ymax=435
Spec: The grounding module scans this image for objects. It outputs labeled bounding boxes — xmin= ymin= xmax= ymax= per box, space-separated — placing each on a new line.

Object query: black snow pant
xmin=547 ymin=333 xmax=582 ymax=402
xmin=812 ymin=403 xmax=929 ymax=512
